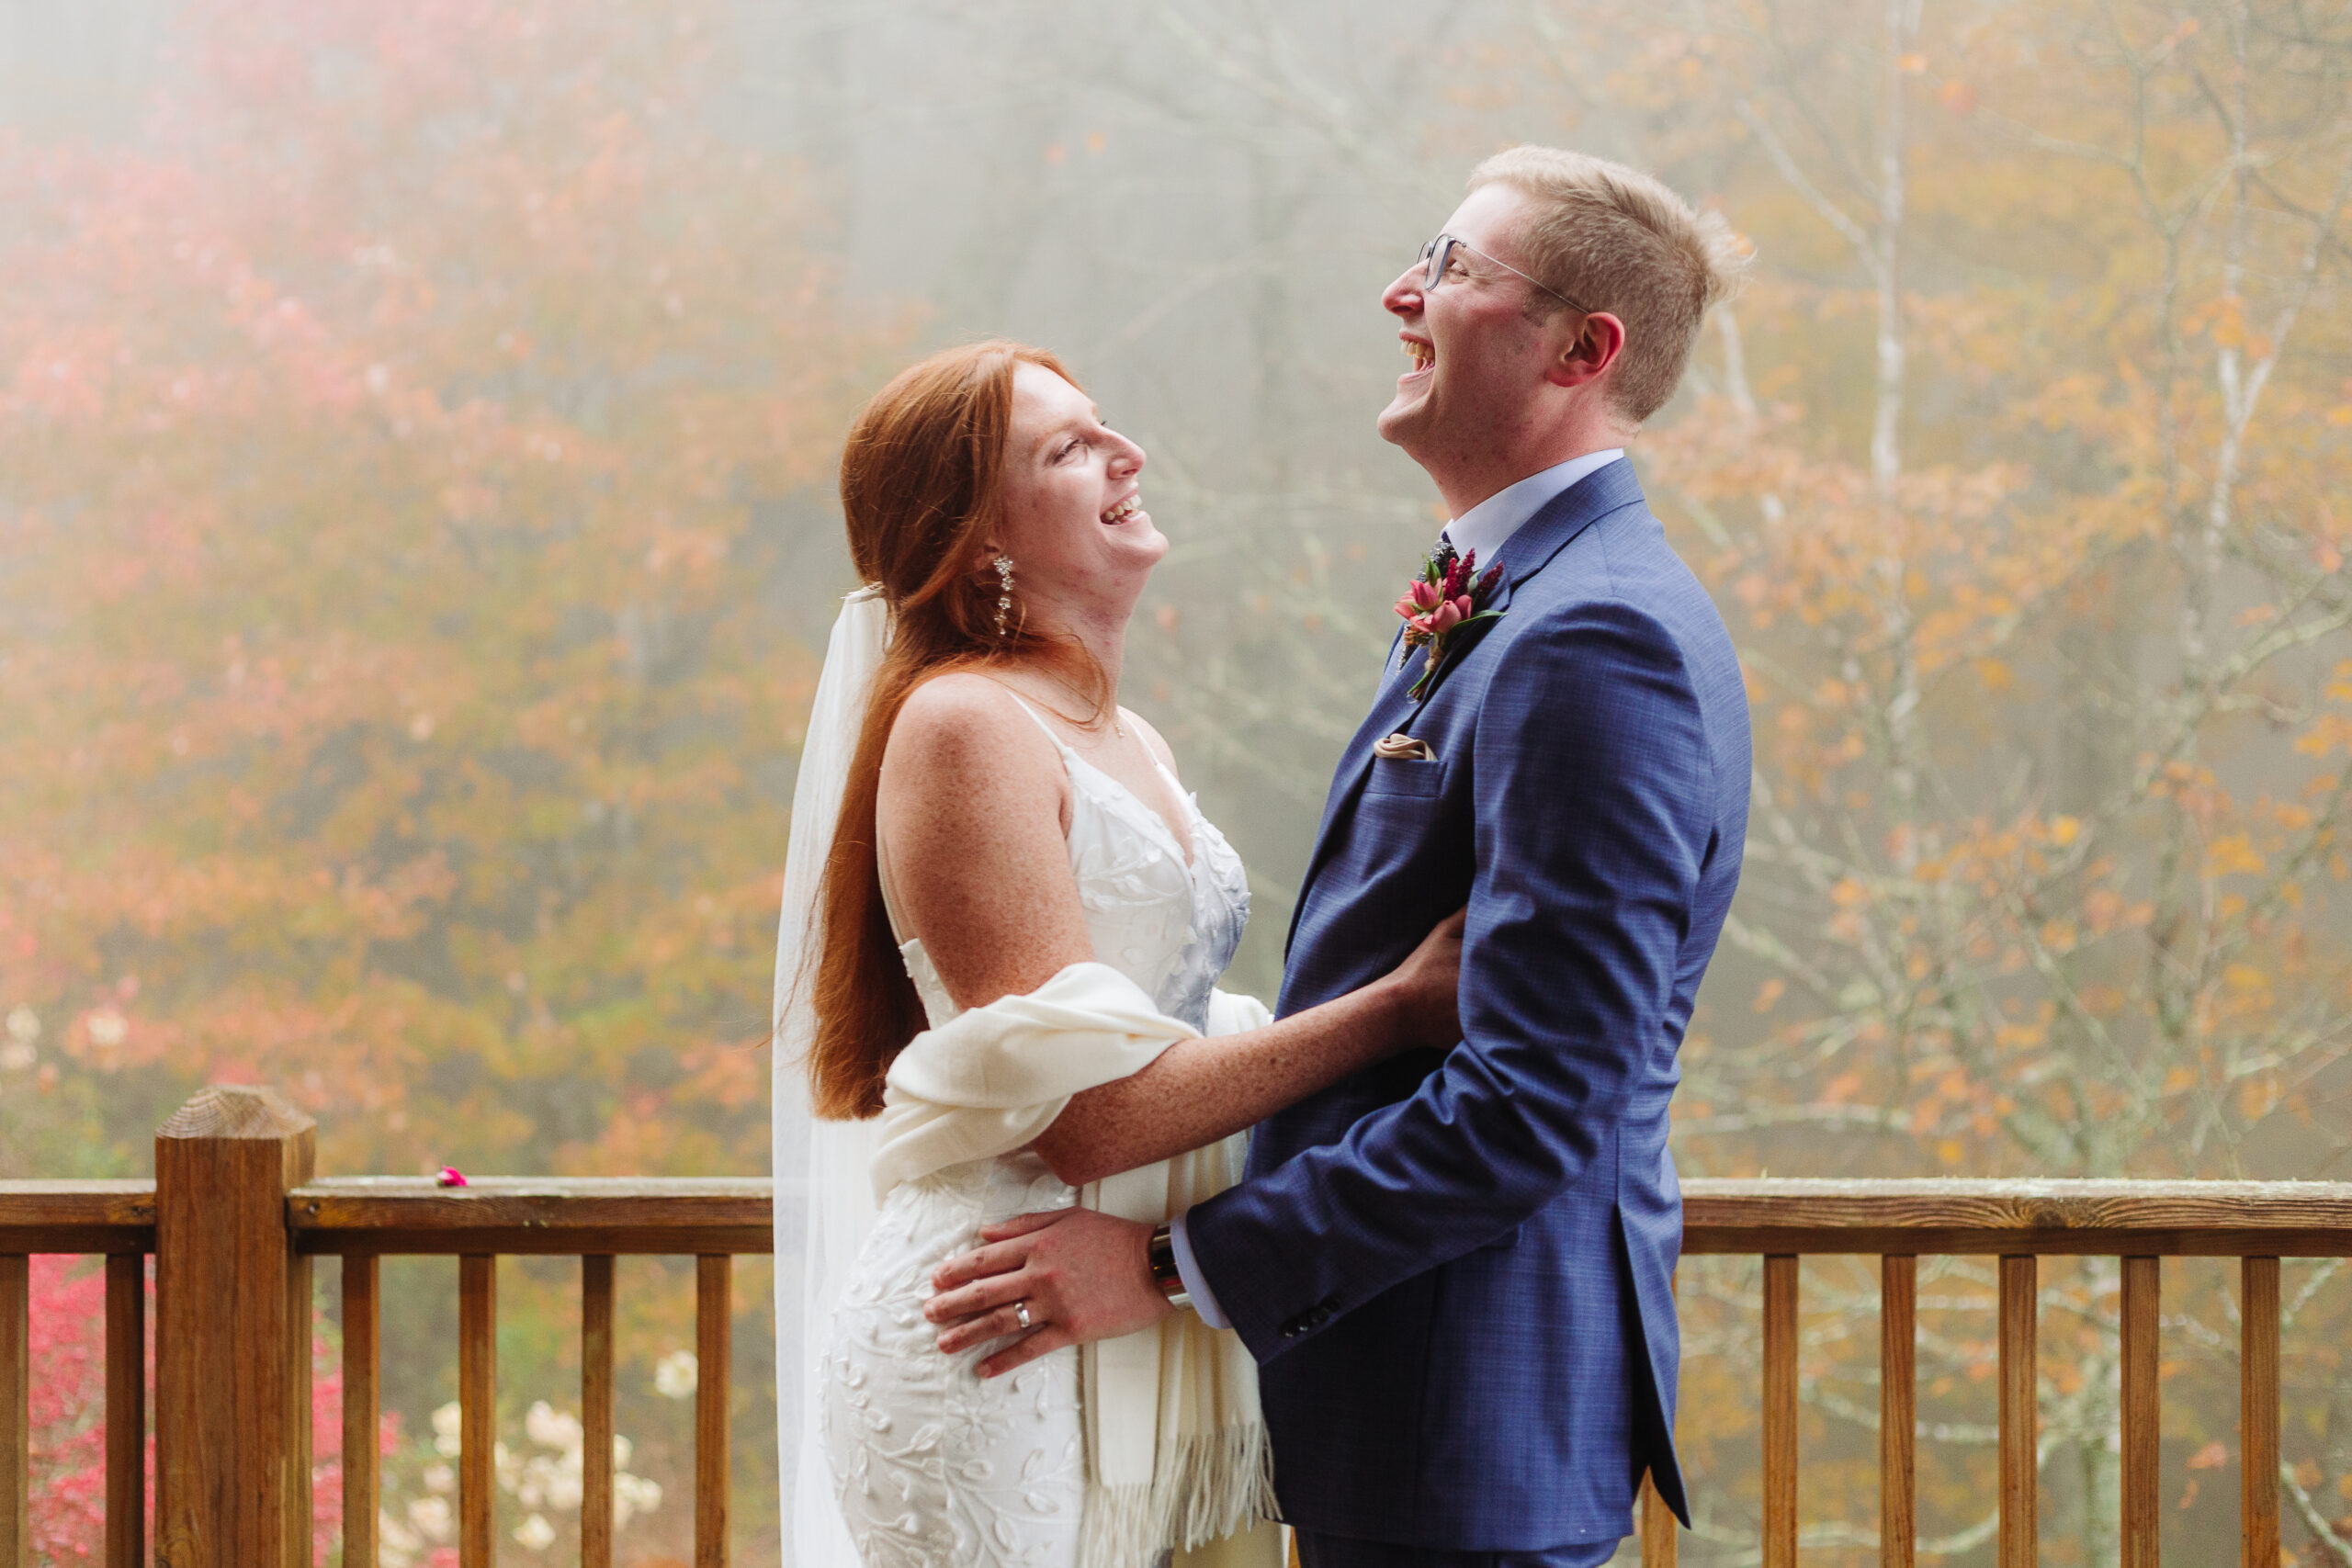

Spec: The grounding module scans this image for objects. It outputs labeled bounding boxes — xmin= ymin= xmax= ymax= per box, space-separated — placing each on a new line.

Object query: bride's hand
xmin=1382 ymin=907 xmax=1465 ymax=1052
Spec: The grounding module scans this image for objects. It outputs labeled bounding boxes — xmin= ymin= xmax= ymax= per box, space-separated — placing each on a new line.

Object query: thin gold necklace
xmin=992 ymin=674 xmax=1125 ymax=739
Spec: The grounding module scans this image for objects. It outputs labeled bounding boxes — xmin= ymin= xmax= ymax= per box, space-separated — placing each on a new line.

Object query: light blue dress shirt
xmin=1170 ymin=446 xmax=1626 ymax=1328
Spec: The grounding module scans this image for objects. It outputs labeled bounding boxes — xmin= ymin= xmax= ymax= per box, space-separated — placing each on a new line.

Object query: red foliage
xmin=28 ymin=1255 xmax=360 ymax=1562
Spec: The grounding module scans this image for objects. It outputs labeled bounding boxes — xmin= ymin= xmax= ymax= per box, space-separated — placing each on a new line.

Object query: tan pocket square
xmin=1373 ymin=733 xmax=1437 ymax=761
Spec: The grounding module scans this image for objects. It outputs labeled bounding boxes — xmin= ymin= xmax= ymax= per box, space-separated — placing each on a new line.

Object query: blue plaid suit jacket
xmin=1184 ymin=459 xmax=1749 ymax=1551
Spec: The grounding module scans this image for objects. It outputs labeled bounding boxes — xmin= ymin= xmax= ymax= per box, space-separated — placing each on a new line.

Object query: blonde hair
xmin=1468 ymin=146 xmax=1748 ymax=423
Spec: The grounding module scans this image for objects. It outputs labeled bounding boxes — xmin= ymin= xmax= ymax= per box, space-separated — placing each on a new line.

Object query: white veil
xmin=773 ymin=585 xmax=889 ymax=1568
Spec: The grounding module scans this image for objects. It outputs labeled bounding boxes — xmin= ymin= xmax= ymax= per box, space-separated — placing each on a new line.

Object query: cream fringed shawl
xmin=873 ymin=961 xmax=1283 ymax=1568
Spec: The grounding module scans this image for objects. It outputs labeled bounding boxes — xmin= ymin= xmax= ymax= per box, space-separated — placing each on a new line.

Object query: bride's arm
xmin=876 ymin=674 xmax=1096 ymax=1010
xmin=1030 ymin=915 xmax=1462 ymax=1187
xmin=883 ymin=685 xmax=1462 ymax=1191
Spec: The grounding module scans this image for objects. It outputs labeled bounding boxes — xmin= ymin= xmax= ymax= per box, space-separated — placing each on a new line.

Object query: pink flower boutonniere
xmin=1393 ymin=543 xmax=1505 ymax=701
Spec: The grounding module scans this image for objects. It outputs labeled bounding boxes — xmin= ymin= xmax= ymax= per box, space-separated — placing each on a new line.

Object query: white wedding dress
xmin=818 ymin=696 xmax=1251 ymax=1568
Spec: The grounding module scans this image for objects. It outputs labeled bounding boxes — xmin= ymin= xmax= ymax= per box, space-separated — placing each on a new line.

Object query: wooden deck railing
xmin=9 ymin=1091 xmax=2352 ymax=1566
xmin=1638 ymin=1177 xmax=2352 ymax=1568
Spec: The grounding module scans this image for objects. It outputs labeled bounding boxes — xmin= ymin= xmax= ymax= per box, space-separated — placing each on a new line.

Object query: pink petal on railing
xmin=435 ymin=1166 xmax=468 ymax=1187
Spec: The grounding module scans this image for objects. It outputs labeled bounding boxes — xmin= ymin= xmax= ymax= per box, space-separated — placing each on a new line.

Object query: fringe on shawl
xmin=1078 ymin=1418 xmax=1281 ymax=1568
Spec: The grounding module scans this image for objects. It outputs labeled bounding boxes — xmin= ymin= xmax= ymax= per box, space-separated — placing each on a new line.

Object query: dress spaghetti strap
xmin=992 ymin=684 xmax=1079 ymax=756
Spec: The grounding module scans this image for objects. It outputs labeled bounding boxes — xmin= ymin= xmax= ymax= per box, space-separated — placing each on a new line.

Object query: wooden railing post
xmin=2 ymin=1251 xmax=26 ymax=1568
xmin=1762 ymin=1254 xmax=1798 ymax=1568
xmin=2242 ymin=1257 xmax=2280 ymax=1568
xmin=582 ymin=1256 xmax=616 ymax=1568
xmin=1880 ymin=1256 xmax=1917 ymax=1568
xmin=105 ymin=1254 xmax=147 ymax=1568
xmin=342 ymin=1257 xmax=379 ymax=1568
xmin=458 ymin=1254 xmax=497 ymax=1568
xmin=2120 ymin=1256 xmax=2159 ymax=1568
xmin=696 ymin=1255 xmax=732 ymax=1568
xmin=153 ymin=1086 xmax=315 ymax=1568
xmin=1998 ymin=1255 xmax=2038 ymax=1568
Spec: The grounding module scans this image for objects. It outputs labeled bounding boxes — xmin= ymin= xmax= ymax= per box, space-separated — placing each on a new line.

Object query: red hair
xmin=803 ymin=340 xmax=1106 ymax=1120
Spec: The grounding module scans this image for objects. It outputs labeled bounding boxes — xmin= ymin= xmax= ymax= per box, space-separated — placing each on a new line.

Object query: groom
xmin=930 ymin=146 xmax=1751 ymax=1565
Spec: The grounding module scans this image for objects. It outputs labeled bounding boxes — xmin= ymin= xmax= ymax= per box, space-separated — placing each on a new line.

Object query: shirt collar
xmin=1442 ymin=448 xmax=1625 ymax=565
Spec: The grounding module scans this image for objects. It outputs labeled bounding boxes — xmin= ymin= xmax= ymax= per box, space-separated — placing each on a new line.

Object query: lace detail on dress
xmin=825 ymin=696 xmax=1250 ymax=1568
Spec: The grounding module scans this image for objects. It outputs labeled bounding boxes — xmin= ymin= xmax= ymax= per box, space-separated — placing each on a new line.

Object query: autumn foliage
xmin=0 ymin=0 xmax=877 ymax=1181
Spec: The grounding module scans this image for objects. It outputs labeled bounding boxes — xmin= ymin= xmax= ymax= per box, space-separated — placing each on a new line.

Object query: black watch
xmin=1148 ymin=1222 xmax=1193 ymax=1310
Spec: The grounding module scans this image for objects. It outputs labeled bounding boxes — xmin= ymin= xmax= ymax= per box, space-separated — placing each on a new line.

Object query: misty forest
xmin=5 ymin=0 xmax=2352 ymax=1562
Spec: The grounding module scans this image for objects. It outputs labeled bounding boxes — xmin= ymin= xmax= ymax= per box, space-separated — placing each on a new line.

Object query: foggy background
xmin=7 ymin=0 xmax=2352 ymax=1562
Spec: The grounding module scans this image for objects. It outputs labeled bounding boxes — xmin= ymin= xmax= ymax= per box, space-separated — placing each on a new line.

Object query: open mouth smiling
xmin=1101 ymin=493 xmax=1142 ymax=525
xmin=1401 ymin=339 xmax=1435 ymax=375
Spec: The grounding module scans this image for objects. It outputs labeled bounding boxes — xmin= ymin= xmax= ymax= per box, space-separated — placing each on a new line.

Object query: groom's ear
xmin=1545 ymin=310 xmax=1624 ymax=389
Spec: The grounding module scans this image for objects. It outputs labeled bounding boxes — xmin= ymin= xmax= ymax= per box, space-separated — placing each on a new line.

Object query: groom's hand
xmin=925 ymin=1208 xmax=1173 ymax=1378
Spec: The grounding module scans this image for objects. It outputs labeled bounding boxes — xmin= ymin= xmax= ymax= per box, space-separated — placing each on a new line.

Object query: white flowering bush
xmin=374 ymin=1399 xmax=662 ymax=1567
xmin=652 ymin=1348 xmax=697 ymax=1400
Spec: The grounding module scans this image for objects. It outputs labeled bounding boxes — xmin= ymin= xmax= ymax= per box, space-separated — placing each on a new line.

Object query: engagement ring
xmin=1013 ymin=1301 xmax=1034 ymax=1331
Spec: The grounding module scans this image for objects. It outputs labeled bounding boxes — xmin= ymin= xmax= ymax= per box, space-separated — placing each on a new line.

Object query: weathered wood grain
xmin=1683 ymin=1178 xmax=2352 ymax=1256
xmin=582 ymin=1256 xmax=615 ymax=1568
xmin=2120 ymin=1257 xmax=2159 ymax=1568
xmin=106 ymin=1255 xmax=144 ymax=1568
xmin=342 ymin=1256 xmax=379 ymax=1568
xmin=1880 ymin=1256 xmax=1915 ymax=1568
xmin=459 ymin=1255 xmax=495 ymax=1568
xmin=2242 ymin=1257 xmax=2279 ymax=1568
xmin=1998 ymin=1257 xmax=2037 ymax=1568
xmin=696 ymin=1256 xmax=731 ymax=1568
xmin=153 ymin=1086 xmax=315 ymax=1568
xmin=1 ymin=1254 xmax=25 ymax=1568
xmin=1763 ymin=1255 xmax=1797 ymax=1568
xmin=288 ymin=1178 xmax=773 ymax=1255
xmin=0 ymin=1181 xmax=154 ymax=1254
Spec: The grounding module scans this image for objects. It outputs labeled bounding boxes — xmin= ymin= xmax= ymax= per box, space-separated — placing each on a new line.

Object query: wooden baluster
xmin=459 ymin=1255 xmax=496 ymax=1568
xmin=1999 ymin=1256 xmax=2038 ymax=1568
xmin=287 ymin=1246 xmax=312 ymax=1568
xmin=1763 ymin=1254 xmax=1798 ymax=1568
xmin=343 ymin=1256 xmax=379 ymax=1568
xmin=154 ymin=1086 xmax=315 ymax=1568
xmin=2242 ymin=1257 xmax=2279 ymax=1568
xmin=582 ymin=1256 xmax=615 ymax=1568
xmin=1881 ymin=1256 xmax=1916 ymax=1568
xmin=696 ymin=1255 xmax=731 ymax=1568
xmin=1639 ymin=1468 xmax=1677 ymax=1567
xmin=1640 ymin=1268 xmax=1679 ymax=1568
xmin=1 ymin=1253 xmax=26 ymax=1568
xmin=2120 ymin=1257 xmax=2159 ymax=1568
xmin=105 ymin=1255 xmax=145 ymax=1568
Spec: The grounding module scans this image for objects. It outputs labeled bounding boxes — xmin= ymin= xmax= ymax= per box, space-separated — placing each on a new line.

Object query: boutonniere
xmin=1392 ymin=543 xmax=1505 ymax=701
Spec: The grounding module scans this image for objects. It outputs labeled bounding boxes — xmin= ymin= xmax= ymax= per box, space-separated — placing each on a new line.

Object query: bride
xmin=775 ymin=341 xmax=1464 ymax=1568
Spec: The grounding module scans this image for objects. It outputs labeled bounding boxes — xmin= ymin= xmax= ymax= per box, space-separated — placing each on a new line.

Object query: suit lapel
xmin=1283 ymin=458 xmax=1649 ymax=958
xmin=1283 ymin=628 xmax=1419 ymax=954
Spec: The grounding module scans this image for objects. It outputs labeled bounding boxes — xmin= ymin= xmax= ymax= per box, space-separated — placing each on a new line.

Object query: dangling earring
xmin=992 ymin=555 xmax=1015 ymax=638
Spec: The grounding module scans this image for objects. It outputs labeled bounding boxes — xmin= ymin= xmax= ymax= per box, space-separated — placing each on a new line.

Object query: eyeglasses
xmin=1418 ymin=233 xmax=1592 ymax=315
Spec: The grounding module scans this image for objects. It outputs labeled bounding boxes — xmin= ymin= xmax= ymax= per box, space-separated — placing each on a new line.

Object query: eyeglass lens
xmin=1419 ymin=236 xmax=1455 ymax=289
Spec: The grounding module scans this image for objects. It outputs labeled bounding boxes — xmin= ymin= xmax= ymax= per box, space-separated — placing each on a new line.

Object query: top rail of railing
xmin=0 ymin=1179 xmax=155 ymax=1253
xmin=13 ymin=1174 xmax=2352 ymax=1258
xmin=1680 ymin=1177 xmax=2352 ymax=1256
xmin=288 ymin=1176 xmax=775 ymax=1255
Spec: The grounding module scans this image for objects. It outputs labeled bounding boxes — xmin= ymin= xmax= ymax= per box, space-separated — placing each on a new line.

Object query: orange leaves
xmin=2203 ymin=832 xmax=2268 ymax=879
xmin=0 ymin=0 xmax=873 ymax=1181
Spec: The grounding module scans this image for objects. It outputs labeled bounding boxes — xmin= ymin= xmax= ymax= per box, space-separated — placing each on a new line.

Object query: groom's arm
xmin=1183 ymin=595 xmax=1714 ymax=1362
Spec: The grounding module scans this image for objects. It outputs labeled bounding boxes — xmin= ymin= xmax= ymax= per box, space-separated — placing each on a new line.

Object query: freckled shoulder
xmin=882 ymin=671 xmax=1068 ymax=806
